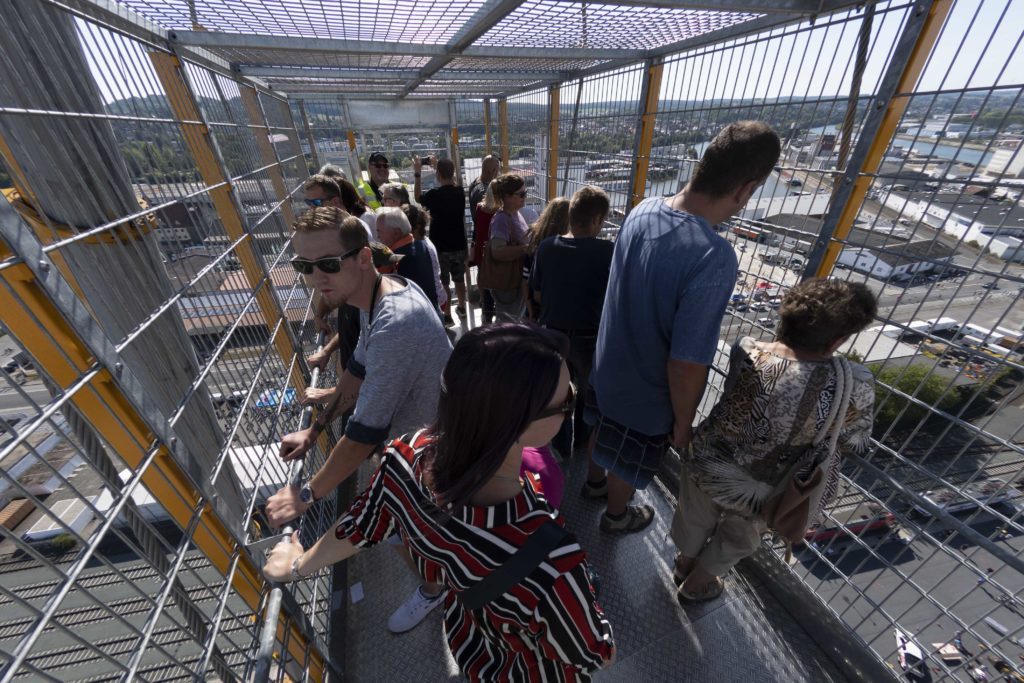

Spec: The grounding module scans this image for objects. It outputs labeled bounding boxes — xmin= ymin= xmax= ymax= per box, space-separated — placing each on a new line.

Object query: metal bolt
xmin=169 ymin=437 xmax=178 ymax=448
xmin=114 ymin=362 xmax=123 ymax=375
xmin=38 ymin=261 xmax=51 ymax=273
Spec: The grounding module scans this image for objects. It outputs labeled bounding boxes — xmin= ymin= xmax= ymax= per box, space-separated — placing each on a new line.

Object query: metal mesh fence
xmin=0 ymin=3 xmax=334 ymax=680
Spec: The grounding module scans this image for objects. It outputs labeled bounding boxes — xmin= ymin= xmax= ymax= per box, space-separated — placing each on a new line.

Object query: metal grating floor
xmin=343 ymin=449 xmax=849 ymax=682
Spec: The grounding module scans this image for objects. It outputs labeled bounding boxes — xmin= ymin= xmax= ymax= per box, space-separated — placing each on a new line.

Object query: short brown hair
xmin=689 ymin=121 xmax=781 ymax=198
xmin=776 ymin=278 xmax=878 ymax=354
xmin=436 ymin=158 xmax=456 ymax=181
xmin=490 ymin=174 xmax=525 ymax=202
xmin=292 ymin=207 xmax=366 ymax=253
xmin=568 ymin=185 xmax=610 ymax=232
xmin=304 ymin=174 xmax=340 ymax=199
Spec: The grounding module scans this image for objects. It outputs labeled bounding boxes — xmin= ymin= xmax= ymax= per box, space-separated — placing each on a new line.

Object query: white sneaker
xmin=387 ymin=586 xmax=447 ymax=634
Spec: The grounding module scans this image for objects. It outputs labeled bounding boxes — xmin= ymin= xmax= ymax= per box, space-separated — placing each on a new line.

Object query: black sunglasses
xmin=301 ymin=196 xmax=337 ymax=206
xmin=535 ymin=382 xmax=576 ymax=421
xmin=514 ymin=190 xmax=528 ymax=198
xmin=290 ymin=246 xmax=363 ymax=275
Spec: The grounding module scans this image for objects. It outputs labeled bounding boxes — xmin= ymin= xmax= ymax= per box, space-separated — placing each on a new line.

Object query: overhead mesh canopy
xmin=111 ymin=0 xmax=799 ymax=98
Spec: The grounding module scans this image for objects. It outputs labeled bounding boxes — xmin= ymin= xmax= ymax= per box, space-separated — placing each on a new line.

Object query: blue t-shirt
xmin=591 ymin=197 xmax=738 ymax=436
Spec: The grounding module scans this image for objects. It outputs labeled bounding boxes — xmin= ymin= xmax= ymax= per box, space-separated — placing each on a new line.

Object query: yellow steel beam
xmin=483 ymin=98 xmax=492 ymax=156
xmin=498 ymin=99 xmax=510 ymax=174
xmin=149 ymin=52 xmax=306 ymax=399
xmin=546 ymin=86 xmax=560 ymax=202
xmin=630 ymin=61 xmax=664 ymax=208
xmin=814 ymin=0 xmax=953 ymax=277
xmin=238 ymin=85 xmax=296 ymax=228
xmin=0 ymin=240 xmax=326 ymax=681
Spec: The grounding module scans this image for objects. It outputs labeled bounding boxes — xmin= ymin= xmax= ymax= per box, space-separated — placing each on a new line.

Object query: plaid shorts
xmin=584 ymin=390 xmax=669 ymax=489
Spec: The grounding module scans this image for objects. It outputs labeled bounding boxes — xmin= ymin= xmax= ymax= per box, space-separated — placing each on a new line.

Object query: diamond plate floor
xmin=343 ymin=452 xmax=849 ymax=682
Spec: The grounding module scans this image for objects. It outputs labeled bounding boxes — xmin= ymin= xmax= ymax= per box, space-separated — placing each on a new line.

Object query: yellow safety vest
xmin=356 ymin=178 xmax=382 ymax=210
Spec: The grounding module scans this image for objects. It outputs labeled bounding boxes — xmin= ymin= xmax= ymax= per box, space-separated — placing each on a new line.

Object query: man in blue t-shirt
xmin=586 ymin=121 xmax=781 ymax=534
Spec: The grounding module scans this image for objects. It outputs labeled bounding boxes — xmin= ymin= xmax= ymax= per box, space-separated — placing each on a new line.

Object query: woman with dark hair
xmin=336 ymin=177 xmax=378 ymax=236
xmin=265 ymin=322 xmax=615 ymax=681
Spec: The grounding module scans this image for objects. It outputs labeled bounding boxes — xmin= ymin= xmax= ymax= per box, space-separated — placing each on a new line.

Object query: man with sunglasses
xmin=304 ymin=175 xmax=373 ymax=241
xmin=353 ymin=151 xmax=391 ymax=210
xmin=267 ymin=207 xmax=452 ymax=633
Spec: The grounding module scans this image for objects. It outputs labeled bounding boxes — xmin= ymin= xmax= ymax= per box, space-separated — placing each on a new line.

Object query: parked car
xmin=911 ymin=478 xmax=1022 ymax=517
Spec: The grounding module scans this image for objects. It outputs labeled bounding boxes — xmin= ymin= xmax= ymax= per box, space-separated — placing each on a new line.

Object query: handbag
xmin=765 ymin=355 xmax=854 ymax=547
xmin=478 ymin=234 xmax=523 ymax=291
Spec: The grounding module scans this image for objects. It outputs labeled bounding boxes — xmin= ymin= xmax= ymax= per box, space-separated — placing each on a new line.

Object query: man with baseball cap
xmin=354 ymin=151 xmax=391 ymax=210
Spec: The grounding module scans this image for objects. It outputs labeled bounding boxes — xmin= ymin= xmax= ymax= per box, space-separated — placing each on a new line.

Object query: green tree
xmin=872 ymin=364 xmax=960 ymax=428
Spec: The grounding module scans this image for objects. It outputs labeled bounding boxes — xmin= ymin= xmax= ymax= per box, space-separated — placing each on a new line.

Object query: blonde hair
xmin=527 ymin=197 xmax=569 ymax=254
xmin=480 ymin=183 xmax=499 ymax=213
xmin=376 ymin=206 xmax=413 ymax=235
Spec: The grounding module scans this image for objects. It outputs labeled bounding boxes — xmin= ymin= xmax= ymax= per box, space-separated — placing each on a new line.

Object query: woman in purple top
xmin=483 ymin=174 xmax=530 ymax=321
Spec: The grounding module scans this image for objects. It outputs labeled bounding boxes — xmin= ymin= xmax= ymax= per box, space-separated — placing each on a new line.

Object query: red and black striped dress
xmin=335 ymin=430 xmax=614 ymax=682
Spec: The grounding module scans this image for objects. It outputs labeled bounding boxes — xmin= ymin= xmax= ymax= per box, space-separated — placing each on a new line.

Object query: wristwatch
xmin=290 ymin=554 xmax=305 ymax=582
xmin=299 ymin=482 xmax=316 ymax=504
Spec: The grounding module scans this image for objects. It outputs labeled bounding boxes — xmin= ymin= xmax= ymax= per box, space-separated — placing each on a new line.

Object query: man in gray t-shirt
xmin=345 ymin=276 xmax=451 ymax=444
xmin=266 ymin=209 xmax=452 ymax=633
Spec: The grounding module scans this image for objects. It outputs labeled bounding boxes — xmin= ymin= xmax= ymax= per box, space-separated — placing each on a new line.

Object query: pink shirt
xmin=519 ymin=445 xmax=564 ymax=508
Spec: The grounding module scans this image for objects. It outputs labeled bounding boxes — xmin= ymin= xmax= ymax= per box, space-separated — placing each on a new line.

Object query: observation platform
xmin=2 ymin=0 xmax=1023 ymax=681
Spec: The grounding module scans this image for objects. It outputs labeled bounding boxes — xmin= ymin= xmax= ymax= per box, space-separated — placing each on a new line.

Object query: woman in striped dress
xmin=264 ymin=322 xmax=615 ymax=681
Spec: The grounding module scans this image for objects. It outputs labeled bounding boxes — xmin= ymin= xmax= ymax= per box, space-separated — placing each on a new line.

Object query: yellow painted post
xmin=814 ymin=0 xmax=953 ymax=277
xmin=0 ymin=239 xmax=325 ymax=681
xmin=546 ymin=85 xmax=560 ymax=202
xmin=149 ymin=52 xmax=306 ymax=397
xmin=498 ymin=99 xmax=510 ymax=173
xmin=346 ymin=130 xmax=362 ymax=181
xmin=630 ymin=61 xmax=664 ymax=208
xmin=239 ymin=84 xmax=296 ymax=227
xmin=483 ymin=98 xmax=493 ymax=155
xmin=451 ymin=127 xmax=462 ymax=184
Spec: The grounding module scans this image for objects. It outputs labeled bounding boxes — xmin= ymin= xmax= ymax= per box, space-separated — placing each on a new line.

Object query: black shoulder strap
xmin=459 ymin=519 xmax=571 ymax=612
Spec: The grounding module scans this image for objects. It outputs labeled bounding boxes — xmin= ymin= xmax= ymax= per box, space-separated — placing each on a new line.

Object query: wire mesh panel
xmin=555 ymin=65 xmax=645 ymax=237
xmin=506 ymin=89 xmax=552 ymax=217
xmin=454 ymin=99 xmax=490 ymax=186
xmin=0 ymin=3 xmax=334 ymax=680
xmin=785 ymin=1 xmax=1024 ymax=680
xmin=623 ymin=1 xmax=1024 ymax=680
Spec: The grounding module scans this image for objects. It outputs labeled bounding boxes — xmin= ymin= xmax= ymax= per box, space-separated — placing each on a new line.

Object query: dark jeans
xmin=551 ymin=332 xmax=596 ymax=455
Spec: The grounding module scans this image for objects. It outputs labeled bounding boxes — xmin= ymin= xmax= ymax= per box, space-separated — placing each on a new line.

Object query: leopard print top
xmin=685 ymin=337 xmax=875 ymax=517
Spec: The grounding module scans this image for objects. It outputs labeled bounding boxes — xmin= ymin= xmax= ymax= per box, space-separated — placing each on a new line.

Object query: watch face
xmin=299 ymin=485 xmax=313 ymax=503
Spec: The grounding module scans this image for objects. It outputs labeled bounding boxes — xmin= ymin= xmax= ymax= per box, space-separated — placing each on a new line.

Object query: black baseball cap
xmin=368 ymin=152 xmax=389 ymax=165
